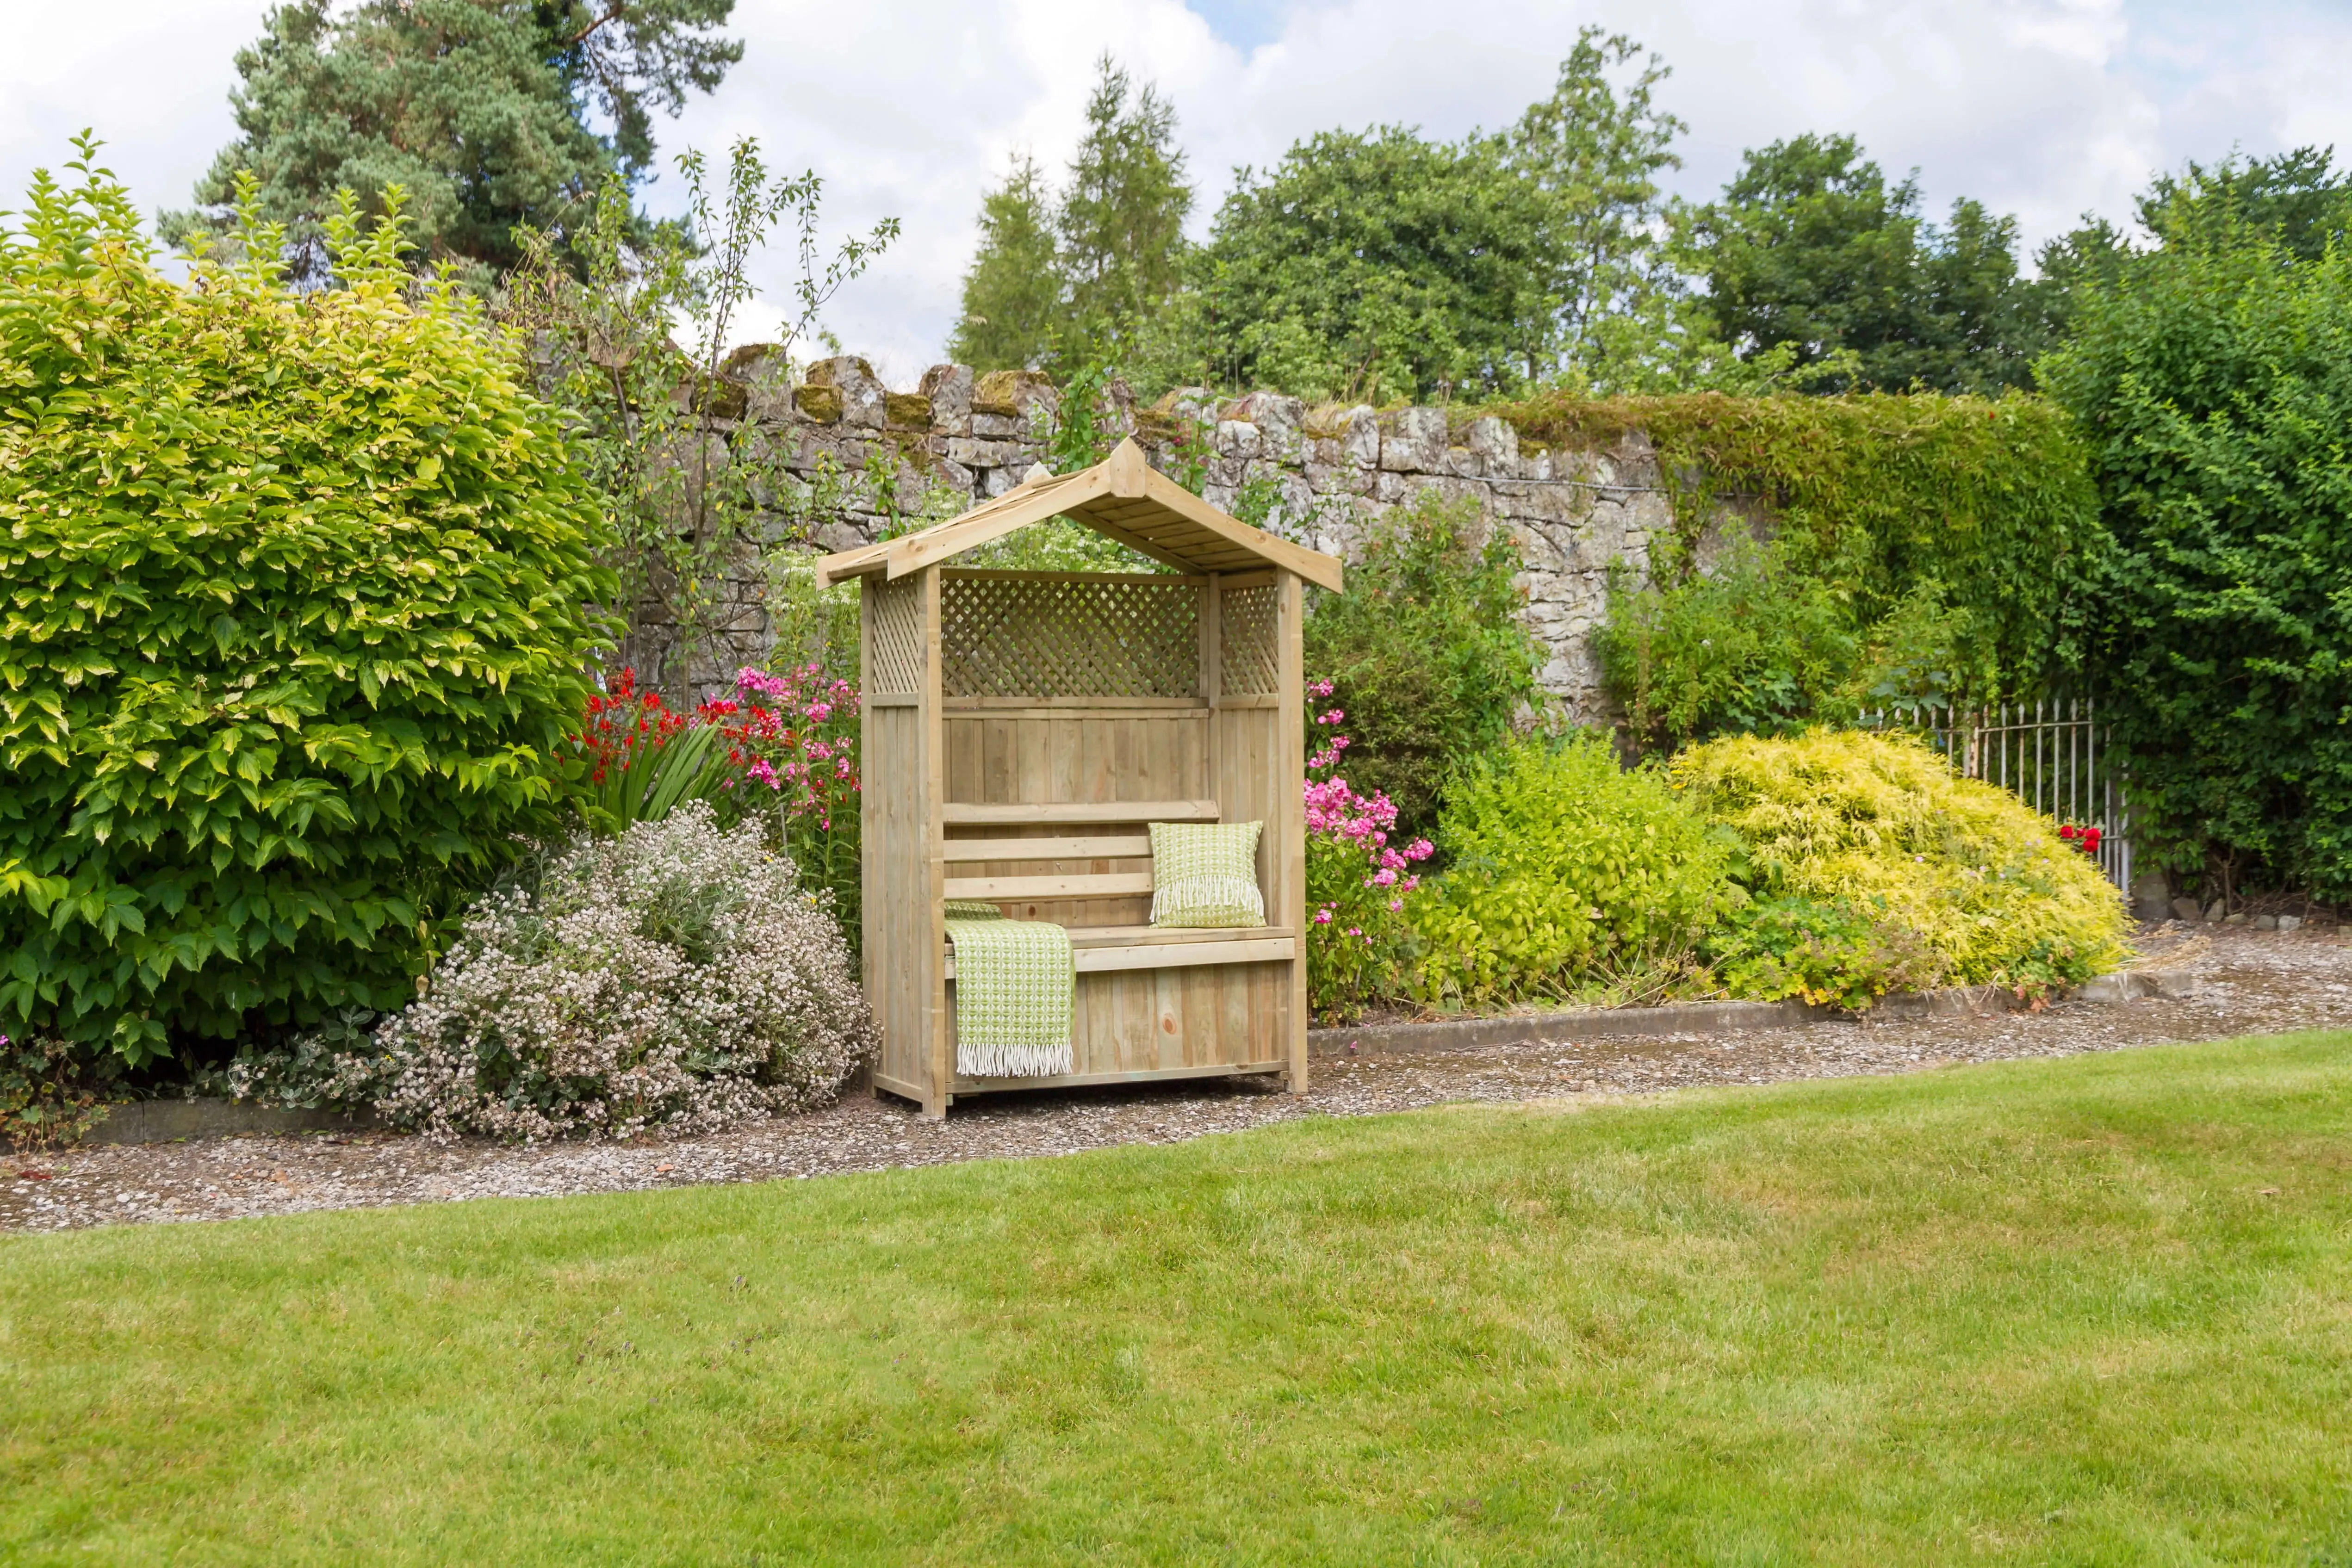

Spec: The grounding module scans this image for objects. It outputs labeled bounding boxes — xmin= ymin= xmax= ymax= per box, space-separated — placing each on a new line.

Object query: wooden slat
xmin=944 ymin=871 xmax=1155 ymax=901
xmin=943 ymin=835 xmax=1151 ymax=861
xmin=1065 ymin=923 xmax=1292 ymax=948
xmin=939 ymin=567 xmax=1206 ymax=585
xmin=951 ymin=1060 xmax=1285 ymax=1094
xmin=1140 ymin=466 xmax=1344 ymax=590
xmin=922 ymin=566 xmax=949 ymax=1116
xmin=1079 ymin=938 xmax=1293 ymax=973
xmin=881 ymin=467 xmax=1113 ymax=580
xmin=941 ymin=798 xmax=1219 ymax=825
xmin=1061 ymin=507 xmax=1204 ymax=575
xmin=871 ymin=1071 xmax=933 ymax=1107
xmin=943 ymin=939 xmax=1292 ymax=979
xmin=943 ymin=696 xmax=1208 ymax=712
xmin=1277 ymin=568 xmax=1309 ymax=1093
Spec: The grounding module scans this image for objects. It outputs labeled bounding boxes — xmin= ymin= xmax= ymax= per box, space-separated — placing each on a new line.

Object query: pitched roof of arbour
xmin=813 ymin=436 xmax=1343 ymax=591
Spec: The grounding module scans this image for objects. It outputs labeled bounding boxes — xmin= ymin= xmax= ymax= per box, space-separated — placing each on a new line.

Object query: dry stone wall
xmin=637 ymin=352 xmax=1690 ymax=721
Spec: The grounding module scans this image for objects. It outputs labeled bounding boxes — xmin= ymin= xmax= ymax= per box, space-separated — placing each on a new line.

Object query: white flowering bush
xmin=357 ymin=803 xmax=874 ymax=1142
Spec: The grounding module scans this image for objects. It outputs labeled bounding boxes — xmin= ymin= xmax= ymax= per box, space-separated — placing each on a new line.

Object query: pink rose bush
xmin=1303 ymin=679 xmax=1434 ymax=1022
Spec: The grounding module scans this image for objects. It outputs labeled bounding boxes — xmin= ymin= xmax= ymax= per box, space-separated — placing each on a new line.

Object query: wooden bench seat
xmin=943 ymin=926 xmax=1296 ymax=979
xmin=938 ymin=799 xmax=1284 ymax=976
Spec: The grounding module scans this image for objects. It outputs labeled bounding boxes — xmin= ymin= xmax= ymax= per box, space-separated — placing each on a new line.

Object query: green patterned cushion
xmin=1148 ymin=820 xmax=1266 ymax=928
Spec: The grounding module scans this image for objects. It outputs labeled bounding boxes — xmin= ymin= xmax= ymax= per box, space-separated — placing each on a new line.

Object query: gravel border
xmin=3 ymin=925 xmax=2339 ymax=1234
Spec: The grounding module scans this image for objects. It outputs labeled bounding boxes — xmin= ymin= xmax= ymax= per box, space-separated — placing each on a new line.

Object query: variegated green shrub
xmin=1670 ymin=729 xmax=2129 ymax=990
xmin=0 ymin=141 xmax=614 ymax=1063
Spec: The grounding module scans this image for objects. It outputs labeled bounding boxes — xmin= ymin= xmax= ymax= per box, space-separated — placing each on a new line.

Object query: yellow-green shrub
xmin=1412 ymin=734 xmax=1739 ymax=1008
xmin=1670 ymin=730 xmax=2128 ymax=989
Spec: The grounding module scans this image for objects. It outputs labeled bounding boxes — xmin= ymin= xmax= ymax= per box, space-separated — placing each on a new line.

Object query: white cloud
xmin=6 ymin=0 xmax=2346 ymax=384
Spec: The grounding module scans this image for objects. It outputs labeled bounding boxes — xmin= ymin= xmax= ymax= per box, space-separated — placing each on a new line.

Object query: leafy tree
xmin=1160 ymin=127 xmax=1533 ymax=403
xmin=1681 ymin=132 xmax=2044 ymax=393
xmin=2038 ymin=215 xmax=2352 ymax=901
xmin=1499 ymin=28 xmax=1694 ymax=390
xmin=1136 ymin=31 xmax=1707 ymax=402
xmin=160 ymin=0 xmax=738 ymax=285
xmin=945 ymin=154 xmax=1060 ymax=372
xmin=944 ymin=57 xmax=1192 ymax=375
xmin=2035 ymin=149 xmax=2352 ymax=342
xmin=503 ymin=141 xmax=895 ymax=695
xmin=2139 ymin=146 xmax=2352 ymax=259
xmin=1 ymin=139 xmax=614 ymax=1063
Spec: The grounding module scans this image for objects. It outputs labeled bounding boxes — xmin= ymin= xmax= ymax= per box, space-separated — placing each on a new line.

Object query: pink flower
xmin=1314 ymin=908 xmax=1333 ymax=925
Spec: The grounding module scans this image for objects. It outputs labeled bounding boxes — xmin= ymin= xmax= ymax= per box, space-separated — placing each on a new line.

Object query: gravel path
xmin=6 ymin=925 xmax=2344 ymax=1235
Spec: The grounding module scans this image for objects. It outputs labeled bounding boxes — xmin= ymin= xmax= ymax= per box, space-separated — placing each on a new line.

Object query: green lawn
xmin=4 ymin=1036 xmax=2350 ymax=1566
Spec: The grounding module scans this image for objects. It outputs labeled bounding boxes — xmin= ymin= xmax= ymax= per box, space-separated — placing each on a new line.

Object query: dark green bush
xmin=0 ymin=146 xmax=614 ymax=1064
xmin=2038 ymin=222 xmax=2352 ymax=899
xmin=1303 ymin=492 xmax=1545 ymax=840
xmin=1597 ymin=538 xmax=1981 ymax=751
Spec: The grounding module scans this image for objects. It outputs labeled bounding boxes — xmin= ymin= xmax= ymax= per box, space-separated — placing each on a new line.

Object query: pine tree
xmin=161 ymin=0 xmax=739 ymax=286
xmin=1056 ymin=56 xmax=1192 ymax=367
xmin=946 ymin=154 xmax=1061 ymax=372
xmin=943 ymin=56 xmax=1193 ymax=374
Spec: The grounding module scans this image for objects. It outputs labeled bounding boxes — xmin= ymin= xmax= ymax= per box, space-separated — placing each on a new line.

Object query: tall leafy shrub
xmin=1302 ymin=492 xmax=1545 ymax=840
xmin=2037 ymin=223 xmax=2352 ymax=899
xmin=0 ymin=144 xmax=614 ymax=1063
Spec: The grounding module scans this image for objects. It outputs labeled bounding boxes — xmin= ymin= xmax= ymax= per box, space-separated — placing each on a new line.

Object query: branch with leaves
xmin=503 ymin=138 xmax=896 ymax=696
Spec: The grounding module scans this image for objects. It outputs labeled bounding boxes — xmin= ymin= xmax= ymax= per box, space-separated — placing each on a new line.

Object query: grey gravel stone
xmin=2 ymin=927 xmax=2337 ymax=1234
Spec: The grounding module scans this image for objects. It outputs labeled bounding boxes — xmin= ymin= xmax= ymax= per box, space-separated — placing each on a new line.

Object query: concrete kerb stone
xmin=19 ymin=1100 xmax=380 ymax=1153
xmin=1306 ymin=973 xmax=2198 ymax=1060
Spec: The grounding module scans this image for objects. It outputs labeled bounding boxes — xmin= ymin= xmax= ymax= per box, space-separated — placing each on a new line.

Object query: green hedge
xmin=0 ymin=149 xmax=613 ymax=1063
xmin=2038 ymin=226 xmax=2352 ymax=899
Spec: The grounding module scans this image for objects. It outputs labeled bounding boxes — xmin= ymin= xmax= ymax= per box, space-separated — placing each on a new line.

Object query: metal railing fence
xmin=1859 ymin=698 xmax=2132 ymax=892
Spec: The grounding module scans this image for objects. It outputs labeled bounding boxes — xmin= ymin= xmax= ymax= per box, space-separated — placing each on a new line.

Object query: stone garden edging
xmin=1306 ymin=969 xmax=2199 ymax=1060
xmin=62 ymin=1099 xmax=378 ymax=1150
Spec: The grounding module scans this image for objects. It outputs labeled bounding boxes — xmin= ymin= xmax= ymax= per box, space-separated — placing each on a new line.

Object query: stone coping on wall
xmin=627 ymin=353 xmax=1698 ymax=720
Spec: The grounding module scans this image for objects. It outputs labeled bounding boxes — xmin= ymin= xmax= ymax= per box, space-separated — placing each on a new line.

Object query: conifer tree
xmin=944 ymin=56 xmax=1193 ymax=373
xmin=1056 ymin=57 xmax=1192 ymax=366
xmin=945 ymin=155 xmax=1061 ymax=372
xmin=161 ymin=0 xmax=739 ymax=285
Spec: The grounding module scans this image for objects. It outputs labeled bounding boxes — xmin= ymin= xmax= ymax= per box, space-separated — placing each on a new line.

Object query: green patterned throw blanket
xmin=944 ymin=900 xmax=1074 ymax=1078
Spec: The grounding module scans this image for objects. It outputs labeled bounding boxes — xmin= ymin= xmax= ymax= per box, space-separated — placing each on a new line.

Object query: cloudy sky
xmin=10 ymin=0 xmax=2351 ymax=385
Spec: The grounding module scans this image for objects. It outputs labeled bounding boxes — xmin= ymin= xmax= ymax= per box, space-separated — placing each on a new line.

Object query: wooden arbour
xmin=816 ymin=438 xmax=1342 ymax=1118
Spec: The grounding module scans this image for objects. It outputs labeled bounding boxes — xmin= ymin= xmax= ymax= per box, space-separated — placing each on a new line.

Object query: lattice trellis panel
xmin=1219 ymin=583 xmax=1279 ymax=696
xmin=865 ymin=574 xmax=925 ymax=696
xmin=942 ymin=575 xmax=1200 ymax=700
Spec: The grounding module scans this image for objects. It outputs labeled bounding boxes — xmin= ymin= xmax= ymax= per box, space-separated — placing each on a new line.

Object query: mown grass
xmin=4 ymin=1034 xmax=2350 ymax=1565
